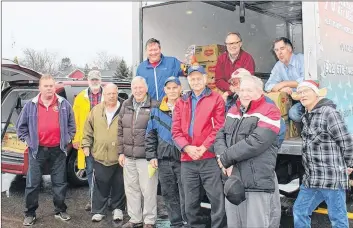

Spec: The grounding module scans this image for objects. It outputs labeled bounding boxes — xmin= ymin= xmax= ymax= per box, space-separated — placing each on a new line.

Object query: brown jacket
xmin=118 ymin=95 xmax=158 ymax=158
xmin=82 ymin=102 xmax=121 ymax=166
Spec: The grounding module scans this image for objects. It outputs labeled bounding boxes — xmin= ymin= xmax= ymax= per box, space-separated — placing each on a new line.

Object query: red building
xmin=67 ymin=69 xmax=85 ymax=79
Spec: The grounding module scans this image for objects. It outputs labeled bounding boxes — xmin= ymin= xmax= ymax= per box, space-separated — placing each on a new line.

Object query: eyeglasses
xmin=225 ymin=41 xmax=241 ymax=46
xmin=297 ymin=88 xmax=313 ymax=96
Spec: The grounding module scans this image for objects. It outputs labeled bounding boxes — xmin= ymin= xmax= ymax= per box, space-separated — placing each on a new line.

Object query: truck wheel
xmin=67 ymin=150 xmax=88 ymax=187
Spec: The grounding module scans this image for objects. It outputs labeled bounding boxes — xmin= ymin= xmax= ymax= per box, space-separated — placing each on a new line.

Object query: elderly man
xmin=172 ymin=65 xmax=227 ymax=228
xmin=265 ymin=37 xmax=305 ymax=125
xmin=292 ymin=80 xmax=353 ymax=228
xmin=16 ymin=75 xmax=76 ymax=226
xmin=136 ymin=38 xmax=183 ymax=101
xmin=145 ymin=76 xmax=187 ymax=228
xmin=215 ymin=75 xmax=282 ymax=228
xmin=72 ymin=70 xmax=103 ymax=211
xmin=81 ymin=83 xmax=126 ymax=223
xmin=118 ymin=76 xmax=158 ymax=228
xmin=215 ymin=32 xmax=255 ymax=101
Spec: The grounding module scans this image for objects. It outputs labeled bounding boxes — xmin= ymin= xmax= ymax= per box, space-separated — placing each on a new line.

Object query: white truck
xmin=132 ymin=0 xmax=353 ymax=210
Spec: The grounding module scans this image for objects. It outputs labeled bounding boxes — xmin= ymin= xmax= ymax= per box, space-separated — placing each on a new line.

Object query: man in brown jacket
xmin=82 ymin=83 xmax=126 ymax=224
xmin=118 ymin=76 xmax=158 ymax=228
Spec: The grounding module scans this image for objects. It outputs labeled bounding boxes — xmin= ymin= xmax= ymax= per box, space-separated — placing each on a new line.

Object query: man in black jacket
xmin=215 ymin=75 xmax=282 ymax=228
xmin=145 ymin=76 xmax=186 ymax=228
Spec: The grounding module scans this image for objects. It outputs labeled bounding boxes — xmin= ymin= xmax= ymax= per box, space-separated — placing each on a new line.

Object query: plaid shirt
xmin=88 ymin=87 xmax=102 ymax=109
xmin=301 ymin=98 xmax=353 ymax=190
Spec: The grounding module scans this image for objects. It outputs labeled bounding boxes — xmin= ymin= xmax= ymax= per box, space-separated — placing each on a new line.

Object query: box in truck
xmin=133 ymin=0 xmax=353 ymax=212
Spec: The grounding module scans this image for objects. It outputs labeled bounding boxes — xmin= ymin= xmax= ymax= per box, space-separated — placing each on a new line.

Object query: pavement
xmin=1 ymin=173 xmax=353 ymax=228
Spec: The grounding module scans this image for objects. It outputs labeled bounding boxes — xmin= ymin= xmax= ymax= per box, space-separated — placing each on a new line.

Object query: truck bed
xmin=279 ymin=137 xmax=302 ymax=156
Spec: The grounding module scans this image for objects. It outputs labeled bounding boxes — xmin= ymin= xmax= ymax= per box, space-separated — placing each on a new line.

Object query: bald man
xmin=82 ymin=83 xmax=126 ymax=224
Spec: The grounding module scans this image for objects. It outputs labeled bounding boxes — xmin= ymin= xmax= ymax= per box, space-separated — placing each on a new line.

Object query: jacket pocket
xmin=250 ymin=160 xmax=258 ymax=187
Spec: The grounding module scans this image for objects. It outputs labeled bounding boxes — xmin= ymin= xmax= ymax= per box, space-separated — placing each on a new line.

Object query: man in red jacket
xmin=215 ymin=32 xmax=255 ymax=101
xmin=172 ymin=65 xmax=227 ymax=228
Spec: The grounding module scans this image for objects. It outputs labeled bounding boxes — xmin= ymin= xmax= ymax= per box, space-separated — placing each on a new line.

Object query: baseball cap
xmin=291 ymin=80 xmax=328 ymax=100
xmin=231 ymin=68 xmax=252 ymax=79
xmin=87 ymin=70 xmax=102 ymax=80
xmin=187 ymin=65 xmax=206 ymax=75
xmin=164 ymin=76 xmax=181 ymax=86
xmin=224 ymin=175 xmax=246 ymax=205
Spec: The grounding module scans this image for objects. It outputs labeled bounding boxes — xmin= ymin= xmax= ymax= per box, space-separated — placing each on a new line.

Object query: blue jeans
xmin=85 ymin=155 xmax=94 ymax=197
xmin=293 ymin=184 xmax=348 ymax=228
xmin=289 ymin=102 xmax=304 ymax=123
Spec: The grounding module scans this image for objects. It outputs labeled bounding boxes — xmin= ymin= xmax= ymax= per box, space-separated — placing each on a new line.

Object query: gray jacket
xmin=214 ymin=95 xmax=281 ymax=192
xmin=118 ymin=94 xmax=158 ymax=158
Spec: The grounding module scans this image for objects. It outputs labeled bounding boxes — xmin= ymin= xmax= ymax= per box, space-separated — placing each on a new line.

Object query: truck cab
xmin=1 ymin=59 xmax=131 ymax=186
xmin=132 ymin=1 xmax=353 ymax=203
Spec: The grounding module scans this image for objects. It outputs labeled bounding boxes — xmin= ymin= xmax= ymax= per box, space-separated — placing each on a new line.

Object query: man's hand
xmin=150 ymin=159 xmax=158 ymax=169
xmin=119 ymin=154 xmax=126 ymax=167
xmin=196 ymin=145 xmax=207 ymax=157
xmin=83 ymin=147 xmax=90 ymax=157
xmin=73 ymin=142 xmax=80 ymax=150
xmin=222 ymin=92 xmax=229 ymax=102
xmin=226 ymin=166 xmax=233 ymax=176
xmin=347 ymin=167 xmax=353 ymax=175
xmin=279 ymin=87 xmax=293 ymax=95
xmin=184 ymin=145 xmax=202 ymax=160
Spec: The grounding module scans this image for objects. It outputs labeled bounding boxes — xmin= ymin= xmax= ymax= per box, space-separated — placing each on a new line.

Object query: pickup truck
xmin=132 ymin=1 xmax=353 ymax=205
xmin=1 ymin=59 xmax=131 ymax=186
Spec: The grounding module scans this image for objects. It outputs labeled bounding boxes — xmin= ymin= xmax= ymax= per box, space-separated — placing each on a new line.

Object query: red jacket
xmin=172 ymin=88 xmax=225 ymax=162
xmin=215 ymin=50 xmax=255 ymax=94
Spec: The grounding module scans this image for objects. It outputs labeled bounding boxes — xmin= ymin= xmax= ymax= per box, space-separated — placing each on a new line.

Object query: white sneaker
xmin=112 ymin=209 xmax=123 ymax=221
xmin=92 ymin=214 xmax=105 ymax=222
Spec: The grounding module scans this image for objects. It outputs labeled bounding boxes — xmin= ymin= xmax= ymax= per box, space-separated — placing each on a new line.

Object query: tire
xmin=67 ymin=150 xmax=88 ymax=187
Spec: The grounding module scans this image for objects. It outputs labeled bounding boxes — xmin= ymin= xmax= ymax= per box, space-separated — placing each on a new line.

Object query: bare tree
xmin=93 ymin=51 xmax=121 ymax=70
xmin=21 ymin=48 xmax=59 ymax=75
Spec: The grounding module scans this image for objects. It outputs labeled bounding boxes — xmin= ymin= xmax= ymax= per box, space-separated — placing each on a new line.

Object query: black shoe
xmin=23 ymin=216 xmax=36 ymax=226
xmin=54 ymin=212 xmax=71 ymax=221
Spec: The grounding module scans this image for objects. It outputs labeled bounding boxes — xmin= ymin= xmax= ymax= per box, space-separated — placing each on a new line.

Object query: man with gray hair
xmin=215 ymin=75 xmax=282 ymax=228
xmin=72 ymin=70 xmax=103 ymax=211
xmin=136 ymin=38 xmax=183 ymax=101
xmin=118 ymin=76 xmax=159 ymax=228
xmin=82 ymin=83 xmax=126 ymax=223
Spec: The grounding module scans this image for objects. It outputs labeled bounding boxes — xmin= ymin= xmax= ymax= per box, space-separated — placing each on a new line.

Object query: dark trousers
xmin=25 ymin=146 xmax=68 ymax=217
xmin=92 ymin=161 xmax=126 ymax=215
xmin=159 ymin=160 xmax=186 ymax=228
xmin=181 ymin=158 xmax=227 ymax=228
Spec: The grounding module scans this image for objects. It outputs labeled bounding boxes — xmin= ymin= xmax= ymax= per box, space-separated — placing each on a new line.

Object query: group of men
xmin=16 ymin=32 xmax=353 ymax=228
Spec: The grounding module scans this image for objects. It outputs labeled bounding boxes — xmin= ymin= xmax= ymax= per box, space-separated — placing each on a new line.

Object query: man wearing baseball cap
xmin=172 ymin=65 xmax=227 ymax=228
xmin=72 ymin=70 xmax=103 ymax=211
xmin=145 ymin=76 xmax=187 ymax=228
xmin=292 ymin=80 xmax=353 ymax=228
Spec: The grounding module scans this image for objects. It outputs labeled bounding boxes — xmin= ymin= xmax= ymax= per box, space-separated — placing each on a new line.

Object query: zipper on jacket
xmin=153 ymin=67 xmax=159 ymax=100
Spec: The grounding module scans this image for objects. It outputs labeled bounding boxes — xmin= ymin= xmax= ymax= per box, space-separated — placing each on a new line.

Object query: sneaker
xmin=112 ymin=209 xmax=123 ymax=221
xmin=122 ymin=221 xmax=143 ymax=228
xmin=54 ymin=212 xmax=71 ymax=221
xmin=92 ymin=214 xmax=105 ymax=222
xmin=84 ymin=202 xmax=91 ymax=211
xmin=23 ymin=216 xmax=36 ymax=226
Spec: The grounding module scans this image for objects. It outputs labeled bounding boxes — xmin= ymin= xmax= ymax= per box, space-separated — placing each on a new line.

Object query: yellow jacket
xmin=72 ymin=88 xmax=103 ymax=168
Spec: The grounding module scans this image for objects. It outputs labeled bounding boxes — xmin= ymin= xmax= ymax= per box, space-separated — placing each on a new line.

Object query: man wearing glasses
xmin=215 ymin=32 xmax=255 ymax=101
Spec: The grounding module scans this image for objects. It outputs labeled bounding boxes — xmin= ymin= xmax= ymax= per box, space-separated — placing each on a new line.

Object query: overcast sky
xmin=2 ymin=2 xmax=133 ymax=67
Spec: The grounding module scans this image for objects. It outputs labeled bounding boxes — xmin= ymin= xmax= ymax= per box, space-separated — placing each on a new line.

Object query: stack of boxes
xmin=266 ymin=92 xmax=299 ymax=139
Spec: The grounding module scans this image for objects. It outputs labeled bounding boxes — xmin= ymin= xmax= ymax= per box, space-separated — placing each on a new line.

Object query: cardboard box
xmin=200 ymin=61 xmax=217 ymax=77
xmin=266 ymin=92 xmax=292 ymax=117
xmin=195 ymin=44 xmax=226 ymax=62
xmin=2 ymin=132 xmax=27 ymax=151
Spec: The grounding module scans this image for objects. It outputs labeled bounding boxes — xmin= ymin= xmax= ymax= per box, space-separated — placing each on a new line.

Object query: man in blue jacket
xmin=136 ymin=38 xmax=183 ymax=101
xmin=16 ymin=75 xmax=76 ymax=226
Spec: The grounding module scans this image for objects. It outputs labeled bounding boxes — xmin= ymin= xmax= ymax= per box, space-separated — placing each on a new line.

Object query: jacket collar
xmin=126 ymin=94 xmax=153 ymax=108
xmin=181 ymin=87 xmax=212 ymax=101
xmin=83 ymin=86 xmax=104 ymax=101
xmin=32 ymin=93 xmax=64 ymax=104
xmin=235 ymin=95 xmax=266 ymax=113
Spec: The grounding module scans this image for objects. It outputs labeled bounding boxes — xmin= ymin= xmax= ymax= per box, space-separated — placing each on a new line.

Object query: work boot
xmin=23 ymin=215 xmax=36 ymax=226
